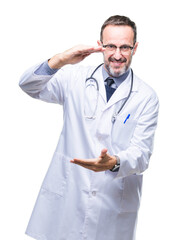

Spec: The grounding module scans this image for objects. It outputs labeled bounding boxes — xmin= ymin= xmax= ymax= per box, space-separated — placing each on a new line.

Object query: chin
xmin=109 ymin=65 xmax=127 ymax=77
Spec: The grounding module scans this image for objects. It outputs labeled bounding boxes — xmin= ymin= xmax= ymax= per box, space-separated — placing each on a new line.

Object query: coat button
xmin=92 ymin=191 xmax=96 ymax=196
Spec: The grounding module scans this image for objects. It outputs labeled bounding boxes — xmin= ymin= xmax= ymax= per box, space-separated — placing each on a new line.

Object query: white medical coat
xmin=19 ymin=63 xmax=159 ymax=240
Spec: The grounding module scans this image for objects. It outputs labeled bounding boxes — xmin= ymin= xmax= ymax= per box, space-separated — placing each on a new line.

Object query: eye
xmin=107 ymin=44 xmax=116 ymax=50
xmin=120 ymin=45 xmax=130 ymax=51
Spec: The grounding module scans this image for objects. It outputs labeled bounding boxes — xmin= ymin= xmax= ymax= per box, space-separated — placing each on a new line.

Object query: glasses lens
xmin=104 ymin=44 xmax=133 ymax=55
xmin=120 ymin=46 xmax=133 ymax=55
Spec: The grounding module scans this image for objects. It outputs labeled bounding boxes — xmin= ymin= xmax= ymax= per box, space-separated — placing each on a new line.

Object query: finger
xmin=70 ymin=158 xmax=96 ymax=166
xmin=79 ymin=46 xmax=104 ymax=55
xmin=73 ymin=161 xmax=112 ymax=172
xmin=71 ymin=161 xmax=108 ymax=172
xmin=72 ymin=162 xmax=100 ymax=171
xmin=100 ymin=148 xmax=108 ymax=158
xmin=70 ymin=159 xmax=97 ymax=170
xmin=92 ymin=46 xmax=105 ymax=52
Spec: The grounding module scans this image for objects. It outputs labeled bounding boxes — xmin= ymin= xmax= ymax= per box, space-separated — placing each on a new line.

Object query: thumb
xmin=100 ymin=148 xmax=108 ymax=158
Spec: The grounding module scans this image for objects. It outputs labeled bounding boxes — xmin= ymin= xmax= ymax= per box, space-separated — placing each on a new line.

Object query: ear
xmin=97 ymin=40 xmax=102 ymax=46
xmin=132 ymin=42 xmax=139 ymax=55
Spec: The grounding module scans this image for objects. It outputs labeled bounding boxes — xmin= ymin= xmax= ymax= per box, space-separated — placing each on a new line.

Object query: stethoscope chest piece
xmin=111 ymin=114 xmax=117 ymax=124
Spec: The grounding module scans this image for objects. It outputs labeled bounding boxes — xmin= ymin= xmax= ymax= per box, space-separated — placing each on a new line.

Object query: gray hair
xmin=100 ymin=15 xmax=137 ymax=44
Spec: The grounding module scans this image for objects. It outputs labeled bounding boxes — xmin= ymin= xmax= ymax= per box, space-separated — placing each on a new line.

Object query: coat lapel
xmin=93 ymin=65 xmax=107 ymax=103
xmin=91 ymin=66 xmax=139 ymax=111
xmin=102 ymin=70 xmax=139 ymax=111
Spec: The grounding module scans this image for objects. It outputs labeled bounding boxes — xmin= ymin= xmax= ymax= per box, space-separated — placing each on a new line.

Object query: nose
xmin=113 ymin=48 xmax=122 ymax=60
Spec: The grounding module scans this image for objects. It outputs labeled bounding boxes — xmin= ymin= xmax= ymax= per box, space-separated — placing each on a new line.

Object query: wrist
xmin=48 ymin=53 xmax=68 ymax=69
xmin=110 ymin=155 xmax=120 ymax=172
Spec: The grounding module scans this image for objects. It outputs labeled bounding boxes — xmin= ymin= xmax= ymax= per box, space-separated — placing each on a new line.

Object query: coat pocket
xmin=111 ymin=119 xmax=137 ymax=150
xmin=41 ymin=152 xmax=70 ymax=196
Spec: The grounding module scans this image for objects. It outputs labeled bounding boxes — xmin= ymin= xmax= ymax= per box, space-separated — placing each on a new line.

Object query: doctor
xmin=19 ymin=15 xmax=159 ymax=240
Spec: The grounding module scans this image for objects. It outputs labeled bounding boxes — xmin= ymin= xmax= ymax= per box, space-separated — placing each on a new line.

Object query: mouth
xmin=109 ymin=57 xmax=127 ymax=67
xmin=112 ymin=61 xmax=124 ymax=67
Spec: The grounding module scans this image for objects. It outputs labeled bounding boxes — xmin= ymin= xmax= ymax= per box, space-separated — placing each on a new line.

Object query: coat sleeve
xmin=19 ymin=62 xmax=70 ymax=105
xmin=117 ymin=92 xmax=159 ymax=178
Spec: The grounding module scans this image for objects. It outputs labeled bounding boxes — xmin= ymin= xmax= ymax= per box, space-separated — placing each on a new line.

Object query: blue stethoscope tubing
xmin=85 ymin=64 xmax=133 ymax=123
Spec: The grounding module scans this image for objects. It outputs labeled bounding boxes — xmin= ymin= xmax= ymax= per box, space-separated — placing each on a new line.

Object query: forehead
xmin=102 ymin=25 xmax=134 ymax=45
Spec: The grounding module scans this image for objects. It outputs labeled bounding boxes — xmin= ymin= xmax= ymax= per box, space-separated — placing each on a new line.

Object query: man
xmin=19 ymin=15 xmax=159 ymax=240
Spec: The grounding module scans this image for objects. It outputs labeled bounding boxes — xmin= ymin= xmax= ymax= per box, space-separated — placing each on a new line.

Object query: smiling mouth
xmin=109 ymin=57 xmax=127 ymax=65
xmin=111 ymin=58 xmax=126 ymax=63
xmin=111 ymin=61 xmax=126 ymax=68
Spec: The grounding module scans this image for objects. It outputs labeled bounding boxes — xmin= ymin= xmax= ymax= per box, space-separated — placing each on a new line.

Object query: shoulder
xmin=133 ymin=73 xmax=159 ymax=103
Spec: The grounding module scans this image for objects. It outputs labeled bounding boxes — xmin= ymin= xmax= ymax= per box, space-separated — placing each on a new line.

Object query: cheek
xmin=103 ymin=52 xmax=112 ymax=62
xmin=126 ymin=56 xmax=132 ymax=64
xmin=125 ymin=56 xmax=130 ymax=63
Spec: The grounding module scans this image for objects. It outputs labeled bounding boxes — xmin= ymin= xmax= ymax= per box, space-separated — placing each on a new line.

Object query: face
xmin=98 ymin=25 xmax=138 ymax=77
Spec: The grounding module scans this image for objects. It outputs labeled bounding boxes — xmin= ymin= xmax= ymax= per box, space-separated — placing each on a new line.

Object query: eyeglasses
xmin=102 ymin=44 xmax=134 ymax=55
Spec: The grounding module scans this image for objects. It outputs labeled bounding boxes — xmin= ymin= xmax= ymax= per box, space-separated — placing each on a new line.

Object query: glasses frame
xmin=102 ymin=44 xmax=134 ymax=55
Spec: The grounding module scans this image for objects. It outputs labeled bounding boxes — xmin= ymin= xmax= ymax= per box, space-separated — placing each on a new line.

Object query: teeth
xmin=111 ymin=60 xmax=124 ymax=63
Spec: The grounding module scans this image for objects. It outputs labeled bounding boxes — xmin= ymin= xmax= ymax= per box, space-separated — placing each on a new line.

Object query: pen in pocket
xmin=124 ymin=114 xmax=130 ymax=124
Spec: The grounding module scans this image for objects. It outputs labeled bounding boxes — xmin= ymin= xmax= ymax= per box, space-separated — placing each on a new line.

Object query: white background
xmin=0 ymin=0 xmax=177 ymax=239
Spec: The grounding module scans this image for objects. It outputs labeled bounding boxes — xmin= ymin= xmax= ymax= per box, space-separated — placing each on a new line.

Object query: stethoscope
xmin=85 ymin=63 xmax=133 ymax=123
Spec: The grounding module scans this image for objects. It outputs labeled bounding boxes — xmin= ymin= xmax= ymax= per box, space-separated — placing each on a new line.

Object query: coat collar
xmin=93 ymin=65 xmax=139 ymax=110
xmin=102 ymin=66 xmax=130 ymax=88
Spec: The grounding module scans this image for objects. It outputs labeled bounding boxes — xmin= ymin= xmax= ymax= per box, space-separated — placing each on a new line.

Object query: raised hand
xmin=48 ymin=44 xmax=105 ymax=69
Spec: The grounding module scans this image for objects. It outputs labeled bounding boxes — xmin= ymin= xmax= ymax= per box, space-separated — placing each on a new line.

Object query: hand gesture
xmin=48 ymin=44 xmax=104 ymax=69
xmin=70 ymin=149 xmax=117 ymax=172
